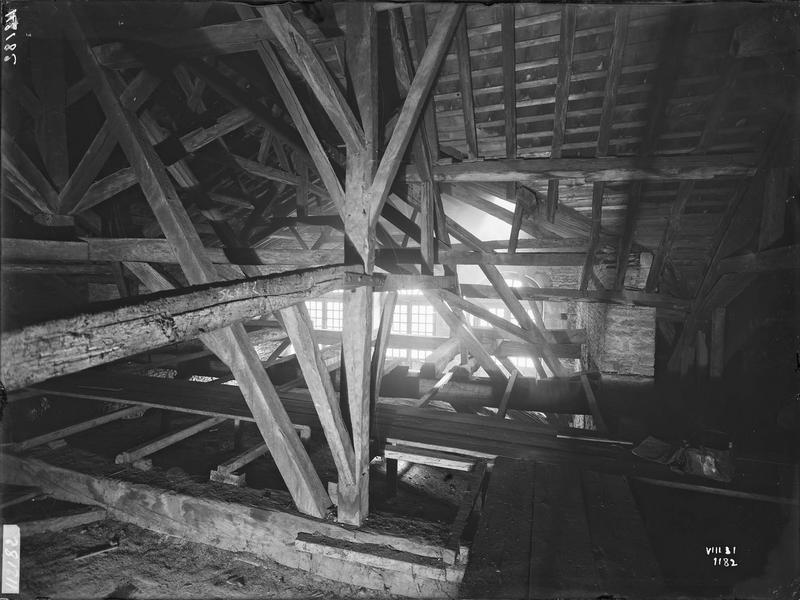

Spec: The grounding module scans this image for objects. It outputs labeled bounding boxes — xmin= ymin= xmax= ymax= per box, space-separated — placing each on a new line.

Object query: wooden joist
xmin=12 ymin=406 xmax=146 ymax=452
xmin=19 ymin=508 xmax=108 ymax=537
xmin=115 ymin=416 xmax=224 ymax=465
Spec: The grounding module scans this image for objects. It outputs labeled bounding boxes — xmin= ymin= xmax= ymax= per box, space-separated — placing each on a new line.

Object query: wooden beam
xmin=2 ymin=237 xmax=342 ymax=267
xmin=615 ymin=12 xmax=692 ymax=289
xmin=12 ymin=406 xmax=146 ymax=452
xmin=59 ymin=72 xmax=161 ymax=214
xmin=666 ymin=115 xmax=790 ymax=373
xmin=443 ymin=221 xmax=565 ymax=376
xmin=459 ymin=283 xmax=689 ymax=311
xmin=455 ymin=15 xmax=478 ymax=159
xmin=580 ymin=182 xmax=604 ymax=290
xmin=116 ymin=416 xmax=224 ymax=465
xmin=19 ymin=508 xmax=108 ymax=537
xmin=239 ymin=6 xmax=345 ymax=214
xmin=372 ymin=292 xmax=399 ymax=403
xmin=544 ymin=6 xmax=576 ymax=223
xmin=580 ymin=374 xmax=608 ymax=434
xmin=400 ymin=153 xmax=757 ymax=184
xmin=1 ymin=129 xmax=58 ymax=213
xmin=420 ymin=337 xmax=461 ymax=379
xmin=6 ymin=452 xmax=461 ymax=596
xmin=280 ymin=304 xmax=357 ymax=487
xmin=501 ymin=4 xmax=516 ymax=159
xmin=758 ymin=168 xmax=789 ymax=250
xmin=581 ymin=7 xmax=629 ymax=287
xmin=596 ymin=7 xmax=630 ymax=156
xmin=709 ymin=307 xmax=726 ymax=379
xmin=368 ymin=5 xmax=464 ymax=229
xmin=182 ymin=56 xmax=311 ymax=163
xmin=408 ymin=5 xmax=439 ymax=158
xmin=425 ymin=290 xmax=507 ymax=385
xmin=439 ymin=290 xmax=567 ymax=374
xmin=338 ymin=286 xmax=373 ymax=525
xmin=260 ymin=5 xmax=363 ymax=151
xmin=645 ymin=181 xmax=693 ymax=292
xmin=497 ymin=370 xmax=518 ymax=420
xmin=1 ymin=264 xmax=349 ymax=390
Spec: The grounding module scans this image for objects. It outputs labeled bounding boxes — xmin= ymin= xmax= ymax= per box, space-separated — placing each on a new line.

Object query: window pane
xmin=305 ymin=301 xmax=324 ymax=329
xmin=391 ymin=304 xmax=408 ymax=334
xmin=386 ymin=347 xmax=407 ymax=359
xmin=409 ymin=304 xmax=434 ymax=336
xmin=325 ymin=301 xmax=343 ymax=331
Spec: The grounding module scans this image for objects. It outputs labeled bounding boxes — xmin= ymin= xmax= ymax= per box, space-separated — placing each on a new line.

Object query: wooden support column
xmin=63 ymin=9 xmax=331 ymax=518
xmin=335 ymin=3 xmax=379 ymax=526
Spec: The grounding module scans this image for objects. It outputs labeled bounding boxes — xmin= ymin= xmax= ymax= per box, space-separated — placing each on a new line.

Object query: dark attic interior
xmin=1 ymin=1 xmax=799 ymax=598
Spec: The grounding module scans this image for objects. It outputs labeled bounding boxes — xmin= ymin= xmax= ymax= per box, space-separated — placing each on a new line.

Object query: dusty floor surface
xmin=18 ymin=518 xmax=400 ymax=600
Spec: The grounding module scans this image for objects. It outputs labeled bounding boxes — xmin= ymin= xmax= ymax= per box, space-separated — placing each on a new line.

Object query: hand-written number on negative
xmin=3 ymin=8 xmax=17 ymax=65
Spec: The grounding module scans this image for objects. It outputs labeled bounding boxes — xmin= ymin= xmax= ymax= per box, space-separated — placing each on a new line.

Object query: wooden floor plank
xmin=530 ymin=461 xmax=600 ymax=598
xmin=461 ymin=457 xmax=535 ymax=598
xmin=581 ymin=470 xmax=664 ymax=597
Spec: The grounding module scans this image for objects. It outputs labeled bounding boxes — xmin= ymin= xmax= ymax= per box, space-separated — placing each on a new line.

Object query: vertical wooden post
xmin=336 ymin=3 xmax=378 ymax=526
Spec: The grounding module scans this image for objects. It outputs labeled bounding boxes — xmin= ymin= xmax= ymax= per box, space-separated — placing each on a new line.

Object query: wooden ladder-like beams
xmin=63 ymin=8 xmax=332 ymax=518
